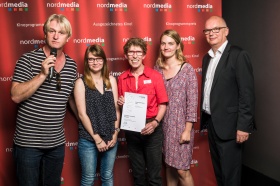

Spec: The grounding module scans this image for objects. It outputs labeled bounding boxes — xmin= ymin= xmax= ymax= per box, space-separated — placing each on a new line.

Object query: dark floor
xmin=241 ymin=165 xmax=280 ymax=186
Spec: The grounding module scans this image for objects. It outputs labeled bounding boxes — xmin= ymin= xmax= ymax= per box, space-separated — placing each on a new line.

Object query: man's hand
xmin=236 ymin=130 xmax=249 ymax=143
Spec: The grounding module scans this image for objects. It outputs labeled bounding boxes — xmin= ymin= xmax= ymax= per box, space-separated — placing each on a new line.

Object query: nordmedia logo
xmin=73 ymin=37 xmax=106 ymax=47
xmin=181 ymin=36 xmax=196 ymax=45
xmin=186 ymin=3 xmax=213 ymax=13
xmin=0 ymin=2 xmax=28 ymax=12
xmin=122 ymin=37 xmax=152 ymax=46
xmin=143 ymin=37 xmax=153 ymax=46
xmin=65 ymin=141 xmax=78 ymax=151
xmin=191 ymin=159 xmax=199 ymax=167
xmin=143 ymin=3 xmax=172 ymax=12
xmin=0 ymin=76 xmax=13 ymax=82
xmin=61 ymin=177 xmax=64 ymax=185
xmin=46 ymin=2 xmax=79 ymax=11
xmin=194 ymin=67 xmax=202 ymax=76
xmin=19 ymin=39 xmax=45 ymax=49
xmin=97 ymin=2 xmax=128 ymax=12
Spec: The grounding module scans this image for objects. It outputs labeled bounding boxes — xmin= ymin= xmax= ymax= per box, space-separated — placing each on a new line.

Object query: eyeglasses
xmin=203 ymin=27 xmax=227 ymax=35
xmin=56 ymin=73 xmax=61 ymax=91
xmin=127 ymin=51 xmax=144 ymax=56
xmin=87 ymin=57 xmax=103 ymax=63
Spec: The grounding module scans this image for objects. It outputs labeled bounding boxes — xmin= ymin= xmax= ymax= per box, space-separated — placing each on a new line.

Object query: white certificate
xmin=120 ymin=92 xmax=147 ymax=132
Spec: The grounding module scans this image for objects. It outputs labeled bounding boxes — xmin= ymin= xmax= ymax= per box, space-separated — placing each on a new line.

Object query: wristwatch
xmin=153 ymin=118 xmax=160 ymax=127
xmin=115 ymin=128 xmax=120 ymax=133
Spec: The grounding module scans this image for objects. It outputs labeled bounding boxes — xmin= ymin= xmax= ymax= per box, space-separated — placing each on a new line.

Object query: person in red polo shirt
xmin=117 ymin=37 xmax=168 ymax=186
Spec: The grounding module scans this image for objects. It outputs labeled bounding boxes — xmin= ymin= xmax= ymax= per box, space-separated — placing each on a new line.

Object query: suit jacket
xmin=200 ymin=43 xmax=256 ymax=140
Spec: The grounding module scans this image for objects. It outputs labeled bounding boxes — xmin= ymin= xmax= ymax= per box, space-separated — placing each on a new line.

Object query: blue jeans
xmin=78 ymin=138 xmax=118 ymax=186
xmin=13 ymin=144 xmax=65 ymax=186
xmin=125 ymin=125 xmax=163 ymax=186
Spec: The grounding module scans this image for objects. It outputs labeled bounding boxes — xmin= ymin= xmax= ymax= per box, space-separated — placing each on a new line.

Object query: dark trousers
xmin=13 ymin=144 xmax=65 ymax=186
xmin=125 ymin=122 xmax=163 ymax=186
xmin=203 ymin=112 xmax=243 ymax=186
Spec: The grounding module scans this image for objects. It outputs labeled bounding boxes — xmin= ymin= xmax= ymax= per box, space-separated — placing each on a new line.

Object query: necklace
xmin=91 ymin=72 xmax=102 ymax=85
xmin=94 ymin=78 xmax=102 ymax=85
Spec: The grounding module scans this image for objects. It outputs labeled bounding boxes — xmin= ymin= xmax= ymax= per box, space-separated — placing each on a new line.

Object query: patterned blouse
xmin=78 ymin=77 xmax=117 ymax=143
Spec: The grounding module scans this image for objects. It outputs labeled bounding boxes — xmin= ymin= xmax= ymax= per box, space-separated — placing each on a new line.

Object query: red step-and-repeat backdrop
xmin=0 ymin=0 xmax=221 ymax=185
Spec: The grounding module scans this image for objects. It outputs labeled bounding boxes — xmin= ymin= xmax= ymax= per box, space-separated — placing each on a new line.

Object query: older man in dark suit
xmin=200 ymin=16 xmax=256 ymax=186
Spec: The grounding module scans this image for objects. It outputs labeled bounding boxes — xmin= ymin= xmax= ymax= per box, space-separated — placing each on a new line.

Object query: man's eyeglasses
xmin=203 ymin=27 xmax=227 ymax=35
xmin=56 ymin=73 xmax=61 ymax=91
xmin=87 ymin=57 xmax=103 ymax=63
xmin=127 ymin=51 xmax=143 ymax=56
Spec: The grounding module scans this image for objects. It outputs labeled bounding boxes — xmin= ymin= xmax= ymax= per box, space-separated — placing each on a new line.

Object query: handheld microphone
xmin=48 ymin=48 xmax=57 ymax=82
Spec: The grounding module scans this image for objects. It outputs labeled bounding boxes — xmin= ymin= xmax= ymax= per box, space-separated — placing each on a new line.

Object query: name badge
xmin=144 ymin=79 xmax=152 ymax=84
xmin=105 ymin=88 xmax=112 ymax=91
